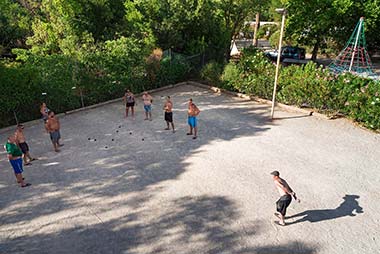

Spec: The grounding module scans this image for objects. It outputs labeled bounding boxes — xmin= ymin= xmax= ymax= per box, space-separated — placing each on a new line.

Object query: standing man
xmin=5 ymin=135 xmax=31 ymax=187
xmin=15 ymin=124 xmax=37 ymax=165
xmin=187 ymin=98 xmax=200 ymax=139
xmin=142 ymin=92 xmax=153 ymax=121
xmin=123 ymin=89 xmax=136 ymax=119
xmin=46 ymin=111 xmax=63 ymax=152
xmin=163 ymin=96 xmax=175 ymax=132
xmin=271 ymin=170 xmax=299 ymax=226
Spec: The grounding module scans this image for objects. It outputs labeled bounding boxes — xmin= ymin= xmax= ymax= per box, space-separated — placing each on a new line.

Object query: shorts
xmin=126 ymin=102 xmax=135 ymax=108
xmin=10 ymin=158 xmax=23 ymax=174
xmin=188 ymin=116 xmax=197 ymax=128
xmin=19 ymin=142 xmax=29 ymax=154
xmin=165 ymin=112 xmax=173 ymax=123
xmin=276 ymin=194 xmax=292 ymax=216
xmin=50 ymin=130 xmax=61 ymax=143
xmin=144 ymin=105 xmax=152 ymax=112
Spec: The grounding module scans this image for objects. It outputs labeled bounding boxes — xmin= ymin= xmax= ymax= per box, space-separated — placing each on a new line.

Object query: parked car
xmin=265 ymin=46 xmax=306 ymax=62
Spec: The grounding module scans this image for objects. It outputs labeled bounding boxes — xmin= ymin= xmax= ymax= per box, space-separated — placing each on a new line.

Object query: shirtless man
xmin=40 ymin=102 xmax=50 ymax=123
xmin=5 ymin=135 xmax=31 ymax=187
xmin=163 ymin=96 xmax=175 ymax=132
xmin=15 ymin=124 xmax=37 ymax=165
xmin=142 ymin=92 xmax=153 ymax=121
xmin=46 ymin=111 xmax=63 ymax=152
xmin=271 ymin=170 xmax=299 ymax=226
xmin=187 ymin=98 xmax=200 ymax=139
xmin=123 ymin=89 xmax=135 ymax=118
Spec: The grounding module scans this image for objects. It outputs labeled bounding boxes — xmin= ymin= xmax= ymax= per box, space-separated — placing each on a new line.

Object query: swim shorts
xmin=19 ymin=142 xmax=29 ymax=154
xmin=276 ymin=194 xmax=292 ymax=216
xmin=188 ymin=116 xmax=197 ymax=128
xmin=50 ymin=130 xmax=61 ymax=143
xmin=165 ymin=112 xmax=173 ymax=123
xmin=144 ymin=105 xmax=152 ymax=112
xmin=10 ymin=158 xmax=23 ymax=174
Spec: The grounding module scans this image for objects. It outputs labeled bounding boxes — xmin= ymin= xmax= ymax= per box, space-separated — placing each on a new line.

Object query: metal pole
xmin=270 ymin=10 xmax=286 ymax=119
xmin=349 ymin=17 xmax=363 ymax=72
xmin=13 ymin=110 xmax=19 ymax=125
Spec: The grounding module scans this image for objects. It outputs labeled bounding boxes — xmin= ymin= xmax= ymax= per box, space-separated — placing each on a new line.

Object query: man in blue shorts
xmin=187 ymin=98 xmax=200 ymax=139
xmin=142 ymin=92 xmax=153 ymax=121
xmin=5 ymin=135 xmax=31 ymax=187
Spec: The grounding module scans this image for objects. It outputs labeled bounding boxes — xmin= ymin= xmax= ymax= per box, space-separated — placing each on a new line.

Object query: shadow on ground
xmin=287 ymin=194 xmax=363 ymax=225
xmin=1 ymin=195 xmax=318 ymax=254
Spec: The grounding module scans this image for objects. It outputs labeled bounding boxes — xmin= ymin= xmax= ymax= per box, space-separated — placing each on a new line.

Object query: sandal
xmin=186 ymin=133 xmax=193 ymax=135
xmin=21 ymin=183 xmax=32 ymax=188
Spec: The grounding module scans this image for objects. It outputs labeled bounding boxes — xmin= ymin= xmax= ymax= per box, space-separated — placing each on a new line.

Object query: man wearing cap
xmin=271 ymin=170 xmax=298 ymax=226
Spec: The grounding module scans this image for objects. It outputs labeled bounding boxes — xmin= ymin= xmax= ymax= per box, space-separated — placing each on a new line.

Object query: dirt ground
xmin=0 ymin=84 xmax=379 ymax=254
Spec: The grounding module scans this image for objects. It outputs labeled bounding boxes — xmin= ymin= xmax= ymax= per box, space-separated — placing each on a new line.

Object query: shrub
xmin=200 ymin=61 xmax=224 ymax=86
xmin=232 ymin=46 xmax=275 ymax=99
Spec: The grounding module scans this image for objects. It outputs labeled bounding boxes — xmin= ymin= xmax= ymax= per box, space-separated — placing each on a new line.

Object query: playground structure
xmin=329 ymin=17 xmax=378 ymax=80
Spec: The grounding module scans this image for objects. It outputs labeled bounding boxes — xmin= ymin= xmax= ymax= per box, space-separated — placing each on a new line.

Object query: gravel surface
xmin=0 ymin=84 xmax=379 ymax=254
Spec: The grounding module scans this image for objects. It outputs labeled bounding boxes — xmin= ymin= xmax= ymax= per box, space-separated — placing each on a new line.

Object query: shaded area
xmin=1 ymin=195 xmax=318 ymax=254
xmin=287 ymin=195 xmax=363 ymax=225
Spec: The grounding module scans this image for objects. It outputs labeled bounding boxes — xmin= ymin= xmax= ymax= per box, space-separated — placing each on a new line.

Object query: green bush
xmin=155 ymin=55 xmax=191 ymax=87
xmin=200 ymin=61 xmax=224 ymax=86
xmin=212 ymin=46 xmax=380 ymax=131
xmin=230 ymin=46 xmax=275 ymax=99
xmin=0 ymin=36 xmax=155 ymax=127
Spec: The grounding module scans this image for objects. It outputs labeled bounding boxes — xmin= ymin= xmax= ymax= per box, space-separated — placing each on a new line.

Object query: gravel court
xmin=0 ymin=84 xmax=379 ymax=254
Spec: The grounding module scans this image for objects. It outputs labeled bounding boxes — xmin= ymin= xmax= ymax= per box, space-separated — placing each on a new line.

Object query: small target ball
xmin=129 ymin=132 xmax=132 ymax=135
xmin=112 ymin=139 xmax=114 ymax=141
xmin=118 ymin=125 xmax=121 ymax=128
xmin=116 ymin=130 xmax=119 ymax=133
xmin=105 ymin=146 xmax=108 ymax=149
xmin=142 ymin=138 xmax=144 ymax=141
xmin=94 ymin=139 xmax=97 ymax=141
xmin=88 ymin=138 xmax=91 ymax=140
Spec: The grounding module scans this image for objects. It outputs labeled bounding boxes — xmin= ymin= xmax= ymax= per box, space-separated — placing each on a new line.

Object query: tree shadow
xmin=287 ymin=194 xmax=363 ymax=225
xmin=1 ymin=195 xmax=264 ymax=254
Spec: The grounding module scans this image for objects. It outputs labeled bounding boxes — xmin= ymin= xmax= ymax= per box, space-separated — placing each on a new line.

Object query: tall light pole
xmin=270 ymin=8 xmax=287 ymax=119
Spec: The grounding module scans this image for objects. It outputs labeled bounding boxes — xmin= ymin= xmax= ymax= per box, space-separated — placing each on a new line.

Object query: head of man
xmin=271 ymin=170 xmax=280 ymax=180
xmin=167 ymin=96 xmax=171 ymax=101
xmin=48 ymin=111 xmax=55 ymax=118
xmin=8 ymin=135 xmax=16 ymax=143
xmin=17 ymin=124 xmax=24 ymax=131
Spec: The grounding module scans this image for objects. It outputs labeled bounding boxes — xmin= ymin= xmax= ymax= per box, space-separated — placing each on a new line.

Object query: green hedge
xmin=200 ymin=46 xmax=380 ymax=131
xmin=0 ymin=39 xmax=190 ymax=127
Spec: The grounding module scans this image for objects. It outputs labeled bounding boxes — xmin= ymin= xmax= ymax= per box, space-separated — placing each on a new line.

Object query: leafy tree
xmin=283 ymin=0 xmax=380 ymax=60
xmin=0 ymin=0 xmax=31 ymax=54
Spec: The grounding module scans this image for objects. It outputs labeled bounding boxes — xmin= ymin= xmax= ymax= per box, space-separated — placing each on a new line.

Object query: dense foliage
xmin=201 ymin=47 xmax=380 ymax=131
xmin=1 ymin=0 xmax=380 ymax=129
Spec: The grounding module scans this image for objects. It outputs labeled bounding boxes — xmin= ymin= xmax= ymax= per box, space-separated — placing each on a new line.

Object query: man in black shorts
xmin=163 ymin=96 xmax=175 ymax=132
xmin=15 ymin=124 xmax=37 ymax=165
xmin=271 ymin=170 xmax=299 ymax=226
xmin=123 ymin=89 xmax=136 ymax=118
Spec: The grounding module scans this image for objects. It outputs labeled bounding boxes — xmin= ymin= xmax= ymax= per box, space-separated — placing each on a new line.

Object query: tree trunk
xmin=253 ymin=13 xmax=260 ymax=47
xmin=311 ymin=40 xmax=320 ymax=60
